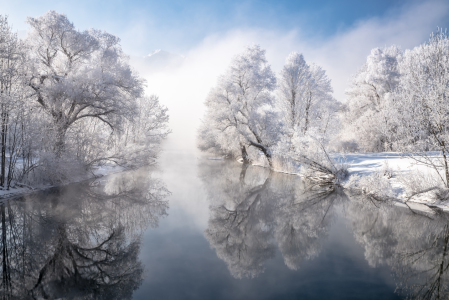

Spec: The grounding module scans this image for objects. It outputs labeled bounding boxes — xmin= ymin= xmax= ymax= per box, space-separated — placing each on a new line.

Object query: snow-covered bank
xmin=339 ymin=152 xmax=449 ymax=212
xmin=204 ymin=152 xmax=449 ymax=212
xmin=0 ymin=163 xmax=126 ymax=201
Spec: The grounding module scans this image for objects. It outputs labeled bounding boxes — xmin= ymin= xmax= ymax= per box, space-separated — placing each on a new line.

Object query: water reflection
xmin=200 ymin=160 xmax=343 ymax=278
xmin=200 ymin=160 xmax=449 ymax=299
xmin=0 ymin=168 xmax=169 ymax=299
xmin=345 ymin=193 xmax=449 ymax=299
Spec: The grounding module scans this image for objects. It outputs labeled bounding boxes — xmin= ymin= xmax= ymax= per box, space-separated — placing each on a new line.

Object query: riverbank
xmin=341 ymin=152 xmax=449 ymax=211
xmin=208 ymin=151 xmax=449 ymax=212
xmin=0 ymin=163 xmax=126 ymax=201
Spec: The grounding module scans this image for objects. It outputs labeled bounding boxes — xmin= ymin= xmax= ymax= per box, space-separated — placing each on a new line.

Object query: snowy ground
xmin=342 ymin=152 xmax=408 ymax=195
xmin=340 ymin=152 xmax=449 ymax=212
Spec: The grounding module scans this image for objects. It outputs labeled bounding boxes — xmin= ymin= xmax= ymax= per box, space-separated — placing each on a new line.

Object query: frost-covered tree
xmin=393 ymin=30 xmax=449 ymax=187
xmin=341 ymin=46 xmax=401 ymax=152
xmin=197 ymin=106 xmax=242 ymax=158
xmin=276 ymin=52 xmax=339 ymax=172
xmin=303 ymin=64 xmax=337 ymax=136
xmin=199 ymin=47 xmax=343 ymax=179
xmin=278 ymin=52 xmax=337 ymax=138
xmin=198 ymin=45 xmax=279 ymax=166
xmin=7 ymin=11 xmax=172 ymax=185
xmin=26 ymin=11 xmax=144 ymax=156
xmin=278 ymin=52 xmax=311 ymax=137
xmin=0 ymin=15 xmax=39 ymax=189
xmin=0 ymin=12 xmax=171 ymax=189
xmin=109 ymin=95 xmax=170 ymax=167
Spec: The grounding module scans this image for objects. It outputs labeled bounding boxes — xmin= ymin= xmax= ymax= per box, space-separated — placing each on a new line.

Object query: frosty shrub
xmin=344 ymin=172 xmax=394 ymax=198
xmin=397 ymin=169 xmax=448 ymax=202
xmin=28 ymin=152 xmax=86 ymax=185
xmin=380 ymin=160 xmax=394 ymax=179
xmin=293 ymin=136 xmax=348 ymax=184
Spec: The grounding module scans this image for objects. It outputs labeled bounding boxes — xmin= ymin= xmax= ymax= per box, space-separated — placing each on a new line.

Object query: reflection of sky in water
xmin=135 ymin=211 xmax=401 ymax=299
xmin=4 ymin=150 xmax=449 ymax=299
xmin=133 ymin=151 xmax=405 ymax=299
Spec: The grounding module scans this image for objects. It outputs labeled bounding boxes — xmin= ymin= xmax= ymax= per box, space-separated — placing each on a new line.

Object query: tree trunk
xmin=241 ymin=145 xmax=250 ymax=164
xmin=1 ymin=204 xmax=11 ymax=295
xmin=239 ymin=163 xmax=249 ymax=185
xmin=7 ymin=123 xmax=18 ymax=190
xmin=249 ymin=142 xmax=272 ymax=168
xmin=55 ymin=125 xmax=68 ymax=158
xmin=303 ymin=92 xmax=312 ymax=135
xmin=0 ymin=109 xmax=7 ymax=188
xmin=245 ymin=126 xmax=272 ymax=168
xmin=442 ymin=148 xmax=449 ymax=188
xmin=263 ymin=149 xmax=273 ymax=168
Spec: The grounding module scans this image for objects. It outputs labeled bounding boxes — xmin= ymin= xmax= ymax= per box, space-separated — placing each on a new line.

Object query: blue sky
xmin=1 ymin=0 xmax=447 ymax=55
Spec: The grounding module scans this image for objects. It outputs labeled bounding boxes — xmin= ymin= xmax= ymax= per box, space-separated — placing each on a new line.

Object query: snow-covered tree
xmin=268 ymin=52 xmax=341 ymax=176
xmin=197 ymin=104 xmax=242 ymax=158
xmin=277 ymin=52 xmax=311 ymax=137
xmin=109 ymin=95 xmax=170 ymax=167
xmin=0 ymin=11 xmax=173 ymax=185
xmin=341 ymin=46 xmax=401 ymax=152
xmin=198 ymin=45 xmax=279 ymax=166
xmin=0 ymin=15 xmax=39 ymax=189
xmin=278 ymin=52 xmax=337 ymax=140
xmin=304 ymin=64 xmax=338 ymax=136
xmin=26 ymin=11 xmax=144 ymax=156
xmin=198 ymin=47 xmax=343 ymax=179
xmin=392 ymin=30 xmax=449 ymax=187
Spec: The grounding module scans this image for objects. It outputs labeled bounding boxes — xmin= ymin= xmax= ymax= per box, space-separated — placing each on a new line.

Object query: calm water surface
xmin=0 ymin=150 xmax=448 ymax=299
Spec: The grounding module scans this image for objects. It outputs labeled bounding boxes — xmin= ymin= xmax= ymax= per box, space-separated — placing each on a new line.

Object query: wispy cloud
xmin=304 ymin=0 xmax=449 ymax=101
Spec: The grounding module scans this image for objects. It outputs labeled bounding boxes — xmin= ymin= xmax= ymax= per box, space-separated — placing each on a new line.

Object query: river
xmin=0 ymin=150 xmax=447 ymax=299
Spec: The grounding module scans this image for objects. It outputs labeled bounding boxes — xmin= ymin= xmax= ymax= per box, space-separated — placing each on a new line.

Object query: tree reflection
xmin=204 ymin=166 xmax=275 ymax=279
xmin=274 ymin=183 xmax=340 ymax=271
xmin=202 ymin=160 xmax=449 ymax=297
xmin=30 ymin=225 xmax=142 ymax=299
xmin=0 ymin=167 xmax=169 ymax=299
xmin=345 ymin=193 xmax=449 ymax=299
xmin=200 ymin=160 xmax=342 ymax=278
